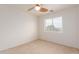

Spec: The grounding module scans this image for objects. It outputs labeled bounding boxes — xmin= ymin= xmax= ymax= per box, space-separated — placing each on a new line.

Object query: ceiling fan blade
xmin=28 ymin=4 xmax=41 ymax=11
xmin=39 ymin=7 xmax=48 ymax=12
xmin=27 ymin=7 xmax=35 ymax=11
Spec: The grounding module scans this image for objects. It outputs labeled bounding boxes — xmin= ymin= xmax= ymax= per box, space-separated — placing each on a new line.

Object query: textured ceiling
xmin=0 ymin=4 xmax=78 ymax=16
xmin=16 ymin=4 xmax=78 ymax=15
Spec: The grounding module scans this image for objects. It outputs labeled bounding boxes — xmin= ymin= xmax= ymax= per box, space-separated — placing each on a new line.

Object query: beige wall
xmin=0 ymin=5 xmax=37 ymax=50
xmin=38 ymin=6 xmax=79 ymax=48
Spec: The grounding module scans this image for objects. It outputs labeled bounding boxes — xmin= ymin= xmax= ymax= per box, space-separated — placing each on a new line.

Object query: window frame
xmin=44 ymin=16 xmax=63 ymax=33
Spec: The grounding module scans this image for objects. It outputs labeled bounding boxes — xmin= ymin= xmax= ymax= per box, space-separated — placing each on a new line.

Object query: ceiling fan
xmin=27 ymin=4 xmax=48 ymax=12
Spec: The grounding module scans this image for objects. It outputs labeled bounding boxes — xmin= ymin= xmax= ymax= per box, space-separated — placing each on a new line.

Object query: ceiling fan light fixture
xmin=35 ymin=6 xmax=40 ymax=11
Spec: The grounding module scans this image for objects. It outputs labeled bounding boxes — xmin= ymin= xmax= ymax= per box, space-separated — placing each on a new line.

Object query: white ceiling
xmin=16 ymin=4 xmax=78 ymax=15
xmin=43 ymin=4 xmax=77 ymax=11
xmin=5 ymin=4 xmax=78 ymax=16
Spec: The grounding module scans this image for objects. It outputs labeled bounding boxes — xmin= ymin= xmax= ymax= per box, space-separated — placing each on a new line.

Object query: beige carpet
xmin=1 ymin=39 xmax=79 ymax=54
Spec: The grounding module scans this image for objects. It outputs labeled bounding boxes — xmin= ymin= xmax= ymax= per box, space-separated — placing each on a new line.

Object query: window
xmin=44 ymin=16 xmax=63 ymax=32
